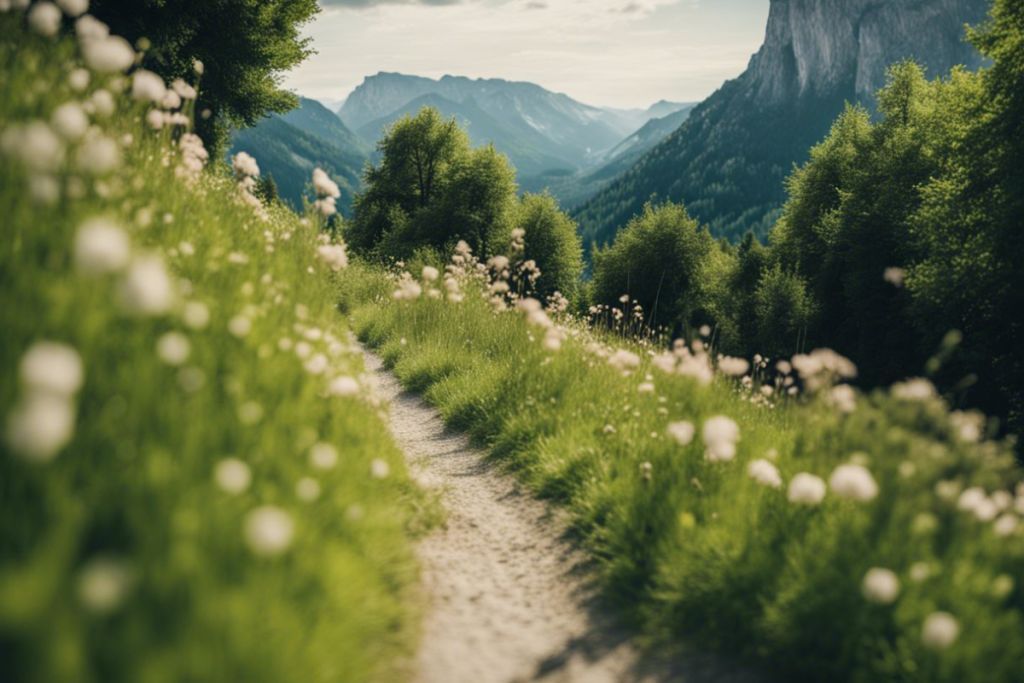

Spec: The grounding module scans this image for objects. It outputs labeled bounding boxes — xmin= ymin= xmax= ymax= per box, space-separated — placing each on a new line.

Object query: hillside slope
xmin=230 ymin=98 xmax=366 ymax=215
xmin=575 ymin=0 xmax=990 ymax=247
xmin=545 ymin=104 xmax=696 ymax=210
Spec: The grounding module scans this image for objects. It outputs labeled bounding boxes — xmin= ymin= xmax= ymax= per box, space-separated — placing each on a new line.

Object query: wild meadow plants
xmin=346 ymin=241 xmax=1024 ymax=682
xmin=1 ymin=6 xmax=429 ymax=681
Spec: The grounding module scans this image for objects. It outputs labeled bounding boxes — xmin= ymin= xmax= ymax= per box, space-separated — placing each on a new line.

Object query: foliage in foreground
xmin=1 ymin=10 xmax=425 ymax=682
xmin=345 ymin=253 xmax=1024 ymax=683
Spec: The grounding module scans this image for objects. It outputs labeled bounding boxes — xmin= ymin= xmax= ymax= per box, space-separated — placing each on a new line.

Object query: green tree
xmin=592 ymin=203 xmax=713 ymax=333
xmin=514 ymin=193 xmax=584 ymax=302
xmin=349 ymin=107 xmax=519 ymax=260
xmin=256 ymin=174 xmax=279 ymax=204
xmin=90 ymin=0 xmax=319 ymax=155
xmin=768 ymin=63 xmax=960 ymax=384
xmin=429 ymin=145 xmax=517 ymax=256
xmin=907 ymin=0 xmax=1024 ymax=435
xmin=752 ymin=265 xmax=815 ymax=358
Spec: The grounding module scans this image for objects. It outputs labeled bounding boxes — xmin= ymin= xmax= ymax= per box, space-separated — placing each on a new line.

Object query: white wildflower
xmin=993 ymin=514 xmax=1018 ymax=537
xmin=957 ymin=487 xmax=987 ymax=513
xmin=228 ymin=315 xmax=252 ymax=338
xmin=312 ymin=167 xmax=340 ymax=198
xmin=718 ymin=356 xmax=749 ymax=377
xmin=156 ymin=332 xmax=190 ymax=366
xmin=244 ymin=506 xmax=294 ymax=557
xmin=74 ymin=218 xmax=131 ymax=275
xmin=68 ymin=68 xmax=90 ymax=91
xmin=892 ymin=378 xmax=937 ymax=402
xmin=422 ymin=266 xmax=439 ymax=282
xmin=329 ymin=375 xmax=360 ymax=397
xmin=747 ymin=459 xmax=782 ymax=489
xmin=160 ymin=89 xmax=181 ymax=111
xmin=215 ymin=458 xmax=251 ymax=495
xmin=131 ymin=69 xmax=166 ymax=103
xmin=232 ymin=151 xmax=259 ymax=178
xmin=317 ymin=243 xmax=348 ymax=272
xmin=702 ymin=415 xmax=739 ymax=463
xmin=828 ymin=384 xmax=857 ymax=413
xmin=75 ymin=134 xmax=121 ymax=174
xmin=884 ymin=267 xmax=906 ymax=287
xmin=4 ymin=122 xmax=64 ymax=172
xmin=56 ymin=0 xmax=88 ymax=16
xmin=74 ymin=13 xmax=107 ymax=40
xmin=909 ymin=562 xmax=933 ymax=582
xmin=861 ymin=567 xmax=900 ymax=605
xmin=27 ymin=174 xmax=59 ymax=205
xmin=370 ymin=458 xmax=390 ymax=479
xmin=182 ymin=301 xmax=209 ymax=330
xmin=309 ymin=443 xmax=338 ymax=471
xmin=829 ymin=464 xmax=879 ymax=502
xmin=27 ymin=2 xmax=61 ymax=36
xmin=949 ymin=411 xmax=984 ymax=443
xmin=51 ymin=102 xmax=89 ymax=141
xmin=788 ymin=473 xmax=827 ymax=506
xmin=5 ymin=394 xmax=75 ymax=462
xmin=81 ymin=35 xmax=135 ymax=73
xmin=666 ymin=421 xmax=695 ymax=446
xmin=77 ymin=557 xmax=133 ymax=615
xmin=119 ymin=255 xmax=173 ymax=316
xmin=88 ymin=88 xmax=115 ymax=117
xmin=20 ymin=341 xmax=83 ymax=397
xmin=171 ymin=78 xmax=197 ymax=100
xmin=296 ymin=477 xmax=321 ymax=502
xmin=921 ymin=612 xmax=959 ymax=650
xmin=608 ymin=349 xmax=641 ymax=374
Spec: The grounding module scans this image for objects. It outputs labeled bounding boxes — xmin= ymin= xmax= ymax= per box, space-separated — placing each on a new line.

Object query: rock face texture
xmin=750 ymin=0 xmax=987 ymax=103
xmin=574 ymin=0 xmax=990 ymax=246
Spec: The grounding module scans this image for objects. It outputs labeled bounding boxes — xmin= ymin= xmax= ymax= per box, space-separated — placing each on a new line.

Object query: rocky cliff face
xmin=574 ymin=0 xmax=991 ymax=247
xmin=748 ymin=0 xmax=988 ymax=105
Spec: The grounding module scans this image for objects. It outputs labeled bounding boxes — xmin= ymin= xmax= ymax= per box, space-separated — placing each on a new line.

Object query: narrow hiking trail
xmin=364 ymin=350 xmax=764 ymax=683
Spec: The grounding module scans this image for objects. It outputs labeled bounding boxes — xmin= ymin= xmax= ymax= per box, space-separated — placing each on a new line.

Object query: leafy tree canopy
xmin=90 ymin=0 xmax=319 ymax=154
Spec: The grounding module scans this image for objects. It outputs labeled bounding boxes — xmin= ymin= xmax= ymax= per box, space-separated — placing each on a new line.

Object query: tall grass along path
xmin=364 ymin=349 xmax=762 ymax=683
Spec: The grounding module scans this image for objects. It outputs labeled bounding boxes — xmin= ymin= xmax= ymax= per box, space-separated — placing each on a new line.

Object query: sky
xmin=285 ymin=0 xmax=771 ymax=111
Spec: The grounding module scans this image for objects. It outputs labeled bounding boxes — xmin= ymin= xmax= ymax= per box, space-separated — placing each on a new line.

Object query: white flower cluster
xmin=791 ymin=348 xmax=857 ymax=393
xmin=5 ymin=342 xmax=84 ymax=462
xmin=650 ymin=339 xmax=715 ymax=386
xmin=312 ymin=167 xmax=341 ymax=218
xmin=702 ymin=415 xmax=740 ymax=462
xmin=316 ymin=242 xmax=349 ymax=272
xmin=517 ymin=298 xmax=566 ymax=352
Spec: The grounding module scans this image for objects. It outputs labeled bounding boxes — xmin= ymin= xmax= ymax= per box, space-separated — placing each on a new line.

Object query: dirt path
xmin=364 ymin=350 xmax=764 ymax=683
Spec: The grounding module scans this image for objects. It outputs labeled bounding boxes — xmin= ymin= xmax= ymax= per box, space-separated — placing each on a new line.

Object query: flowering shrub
xmin=347 ymin=237 xmax=1024 ymax=683
xmin=0 ymin=8 xmax=426 ymax=682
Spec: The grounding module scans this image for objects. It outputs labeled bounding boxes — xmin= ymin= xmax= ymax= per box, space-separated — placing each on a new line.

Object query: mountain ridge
xmin=574 ymin=0 xmax=990 ymax=247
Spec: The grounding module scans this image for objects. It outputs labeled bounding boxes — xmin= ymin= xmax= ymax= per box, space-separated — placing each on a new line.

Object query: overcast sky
xmin=284 ymin=0 xmax=771 ymax=110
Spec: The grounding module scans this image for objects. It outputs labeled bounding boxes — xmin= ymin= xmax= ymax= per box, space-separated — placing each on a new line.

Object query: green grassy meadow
xmin=1 ymin=13 xmax=431 ymax=683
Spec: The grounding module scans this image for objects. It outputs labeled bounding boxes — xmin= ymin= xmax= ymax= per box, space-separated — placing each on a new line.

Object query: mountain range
xmin=338 ymin=72 xmax=690 ymax=190
xmin=574 ymin=0 xmax=991 ymax=247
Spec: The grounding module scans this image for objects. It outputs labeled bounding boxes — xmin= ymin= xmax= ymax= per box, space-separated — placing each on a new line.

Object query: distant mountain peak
xmin=574 ymin=0 xmax=989 ymax=247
